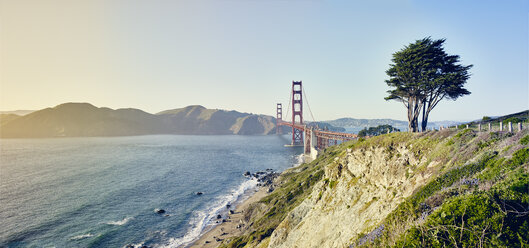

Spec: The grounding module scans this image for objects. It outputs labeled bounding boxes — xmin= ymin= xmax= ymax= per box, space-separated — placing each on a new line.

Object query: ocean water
xmin=0 ymin=135 xmax=301 ymax=248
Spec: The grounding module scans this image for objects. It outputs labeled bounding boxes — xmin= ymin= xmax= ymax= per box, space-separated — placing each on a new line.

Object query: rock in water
xmin=155 ymin=208 xmax=166 ymax=214
xmin=196 ymin=192 xmax=203 ymax=195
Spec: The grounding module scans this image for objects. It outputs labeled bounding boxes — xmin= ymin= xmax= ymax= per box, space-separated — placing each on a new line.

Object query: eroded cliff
xmin=221 ymin=129 xmax=529 ymax=248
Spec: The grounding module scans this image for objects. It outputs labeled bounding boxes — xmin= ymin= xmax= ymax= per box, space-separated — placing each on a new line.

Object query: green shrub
xmin=454 ymin=128 xmax=474 ymax=138
xmin=503 ymin=117 xmax=521 ymax=124
xmin=392 ymin=148 xmax=529 ymax=248
xmin=395 ymin=185 xmax=529 ymax=248
xmin=510 ymin=148 xmax=529 ymax=166
xmin=329 ymin=180 xmax=338 ymax=189
xmin=520 ymin=135 xmax=529 ymax=145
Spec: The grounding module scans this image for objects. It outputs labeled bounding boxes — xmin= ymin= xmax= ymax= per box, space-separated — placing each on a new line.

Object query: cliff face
xmin=268 ymin=144 xmax=428 ymax=248
xmin=222 ymin=129 xmax=529 ymax=248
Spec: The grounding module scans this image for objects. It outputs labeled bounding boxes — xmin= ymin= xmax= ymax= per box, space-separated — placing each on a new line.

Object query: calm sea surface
xmin=0 ymin=135 xmax=301 ymax=247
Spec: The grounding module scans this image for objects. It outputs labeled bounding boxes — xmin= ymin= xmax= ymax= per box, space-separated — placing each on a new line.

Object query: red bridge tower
xmin=291 ymin=81 xmax=304 ymax=146
xmin=276 ymin=103 xmax=282 ymax=134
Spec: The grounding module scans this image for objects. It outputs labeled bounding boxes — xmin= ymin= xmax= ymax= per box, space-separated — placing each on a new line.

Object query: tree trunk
xmin=407 ymin=97 xmax=413 ymax=132
xmin=407 ymin=97 xmax=417 ymax=132
xmin=421 ymin=103 xmax=428 ymax=132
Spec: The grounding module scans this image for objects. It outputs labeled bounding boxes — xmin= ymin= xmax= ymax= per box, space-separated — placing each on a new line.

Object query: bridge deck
xmin=278 ymin=121 xmax=357 ymax=141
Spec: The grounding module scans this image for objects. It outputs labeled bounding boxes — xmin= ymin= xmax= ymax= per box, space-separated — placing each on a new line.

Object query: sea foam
xmin=69 ymin=233 xmax=94 ymax=240
xmin=159 ymin=178 xmax=258 ymax=248
xmin=106 ymin=217 xmax=133 ymax=226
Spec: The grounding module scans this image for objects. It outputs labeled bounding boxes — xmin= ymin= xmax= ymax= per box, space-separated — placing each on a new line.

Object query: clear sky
xmin=1 ymin=0 xmax=528 ymax=121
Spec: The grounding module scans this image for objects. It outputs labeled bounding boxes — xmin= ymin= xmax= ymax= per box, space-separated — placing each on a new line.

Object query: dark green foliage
xmin=510 ymin=148 xmax=529 ymax=166
xmin=502 ymin=117 xmax=521 ymax=124
xmin=477 ymin=133 xmax=501 ymax=150
xmin=391 ymin=147 xmax=529 ymax=248
xmin=329 ymin=180 xmax=338 ymax=189
xmin=385 ymin=37 xmax=472 ymax=132
xmin=397 ymin=152 xmax=496 ymax=217
xmin=358 ymin=124 xmax=400 ymax=137
xmin=482 ymin=116 xmax=491 ymax=121
xmin=395 ymin=178 xmax=529 ymax=247
xmin=520 ymin=135 xmax=529 ymax=145
xmin=454 ymin=128 xmax=474 ymax=139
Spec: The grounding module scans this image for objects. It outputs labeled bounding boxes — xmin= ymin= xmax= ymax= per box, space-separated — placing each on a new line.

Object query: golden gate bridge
xmin=276 ymin=81 xmax=357 ymax=157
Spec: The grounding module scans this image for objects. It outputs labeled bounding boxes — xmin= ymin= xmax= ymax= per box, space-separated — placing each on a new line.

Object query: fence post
xmin=500 ymin=122 xmax=503 ymax=131
xmin=478 ymin=123 xmax=481 ymax=132
xmin=518 ymin=122 xmax=522 ymax=132
xmin=508 ymin=122 xmax=512 ymax=132
xmin=466 ymin=124 xmax=469 ymax=129
xmin=488 ymin=123 xmax=491 ymax=131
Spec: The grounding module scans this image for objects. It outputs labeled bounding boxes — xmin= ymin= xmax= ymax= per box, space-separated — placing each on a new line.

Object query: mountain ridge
xmin=0 ymin=103 xmax=289 ymax=138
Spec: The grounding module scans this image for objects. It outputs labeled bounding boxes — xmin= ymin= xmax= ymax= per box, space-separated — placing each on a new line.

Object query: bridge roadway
xmin=276 ymin=80 xmax=358 ymax=158
xmin=277 ymin=120 xmax=357 ymax=156
xmin=278 ymin=120 xmax=357 ymax=141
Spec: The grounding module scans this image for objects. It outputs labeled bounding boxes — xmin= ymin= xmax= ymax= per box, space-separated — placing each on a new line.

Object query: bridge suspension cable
xmin=284 ymin=88 xmax=292 ymax=122
xmin=302 ymin=86 xmax=316 ymax=123
xmin=276 ymin=80 xmax=358 ymax=151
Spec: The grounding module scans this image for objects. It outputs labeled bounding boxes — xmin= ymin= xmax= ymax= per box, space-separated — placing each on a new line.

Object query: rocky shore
xmin=188 ymin=170 xmax=280 ymax=248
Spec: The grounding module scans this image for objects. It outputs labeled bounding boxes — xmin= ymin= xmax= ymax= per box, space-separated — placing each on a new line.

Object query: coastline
xmin=187 ymin=154 xmax=305 ymax=248
xmin=188 ymin=186 xmax=270 ymax=248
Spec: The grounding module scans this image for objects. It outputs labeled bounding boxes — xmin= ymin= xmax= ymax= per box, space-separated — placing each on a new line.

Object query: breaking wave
xmin=159 ymin=178 xmax=258 ymax=248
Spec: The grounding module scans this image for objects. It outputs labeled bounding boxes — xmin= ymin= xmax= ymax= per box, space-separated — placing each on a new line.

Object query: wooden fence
xmin=434 ymin=121 xmax=525 ymax=132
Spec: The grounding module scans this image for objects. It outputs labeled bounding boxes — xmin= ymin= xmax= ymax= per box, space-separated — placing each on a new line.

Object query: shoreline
xmin=187 ymin=186 xmax=270 ymax=248
xmin=187 ymin=154 xmax=305 ymax=248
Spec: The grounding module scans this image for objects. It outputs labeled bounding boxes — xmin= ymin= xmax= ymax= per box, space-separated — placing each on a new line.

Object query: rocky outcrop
xmin=222 ymin=129 xmax=529 ymax=248
xmin=268 ymin=144 xmax=429 ymax=248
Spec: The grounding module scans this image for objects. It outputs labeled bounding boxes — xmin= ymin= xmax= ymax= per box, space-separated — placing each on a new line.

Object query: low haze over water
xmin=0 ymin=135 xmax=301 ymax=247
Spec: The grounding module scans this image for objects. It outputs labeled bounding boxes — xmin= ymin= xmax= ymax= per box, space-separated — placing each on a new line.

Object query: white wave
xmin=106 ymin=217 xmax=133 ymax=226
xmin=137 ymin=144 xmax=167 ymax=147
xmin=158 ymin=178 xmax=259 ymax=248
xmin=293 ymin=153 xmax=305 ymax=167
xmin=69 ymin=233 xmax=94 ymax=240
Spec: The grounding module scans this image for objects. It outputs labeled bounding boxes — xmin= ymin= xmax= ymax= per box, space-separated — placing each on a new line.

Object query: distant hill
xmin=0 ymin=114 xmax=20 ymax=126
xmin=478 ymin=110 xmax=528 ymax=124
xmin=0 ymin=110 xmax=35 ymax=116
xmin=157 ymin=105 xmax=283 ymax=135
xmin=305 ymin=121 xmax=346 ymax=132
xmin=0 ymin=103 xmax=287 ymax=138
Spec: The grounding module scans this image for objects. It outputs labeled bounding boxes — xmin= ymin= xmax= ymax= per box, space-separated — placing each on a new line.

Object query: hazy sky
xmin=1 ymin=0 xmax=528 ymax=121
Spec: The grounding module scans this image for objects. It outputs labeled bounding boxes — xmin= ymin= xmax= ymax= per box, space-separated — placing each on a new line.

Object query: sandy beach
xmin=188 ymin=187 xmax=269 ymax=248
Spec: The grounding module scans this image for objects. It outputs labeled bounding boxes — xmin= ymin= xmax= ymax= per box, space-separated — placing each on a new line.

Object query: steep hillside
xmin=0 ymin=103 xmax=164 ymax=138
xmin=0 ymin=103 xmax=288 ymax=138
xmin=0 ymin=110 xmax=35 ymax=116
xmin=0 ymin=114 xmax=20 ymax=126
xmin=157 ymin=105 xmax=283 ymax=135
xmin=221 ymin=129 xmax=529 ymax=248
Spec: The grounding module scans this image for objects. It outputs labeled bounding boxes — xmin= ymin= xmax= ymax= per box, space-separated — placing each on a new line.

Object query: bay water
xmin=0 ymin=135 xmax=301 ymax=247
